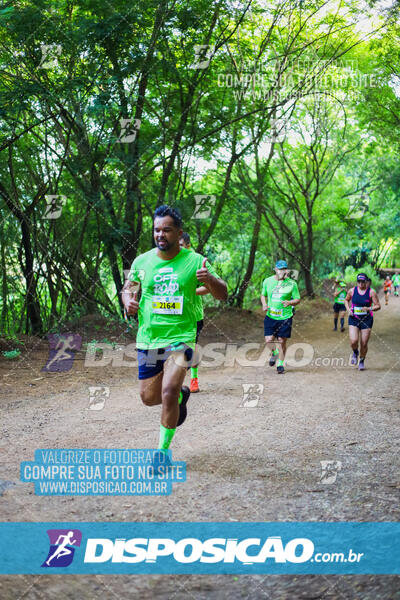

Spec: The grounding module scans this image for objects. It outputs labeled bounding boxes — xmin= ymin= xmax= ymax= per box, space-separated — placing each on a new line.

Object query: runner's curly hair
xmin=180 ymin=232 xmax=191 ymax=245
xmin=153 ymin=205 xmax=182 ymax=228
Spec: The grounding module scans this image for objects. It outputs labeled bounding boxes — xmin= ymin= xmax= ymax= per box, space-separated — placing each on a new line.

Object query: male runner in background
xmin=383 ymin=275 xmax=392 ymax=305
xmin=179 ymin=232 xmax=209 ymax=393
xmin=260 ymin=260 xmax=301 ymax=374
xmin=122 ymin=206 xmax=227 ymax=460
xmin=392 ymin=272 xmax=400 ymax=297
xmin=332 ymin=278 xmax=347 ymax=332
xmin=344 ymin=273 xmax=381 ymax=371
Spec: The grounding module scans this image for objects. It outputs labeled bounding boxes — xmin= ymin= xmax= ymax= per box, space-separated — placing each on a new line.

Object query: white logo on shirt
xmin=153 ymin=272 xmax=179 ymax=295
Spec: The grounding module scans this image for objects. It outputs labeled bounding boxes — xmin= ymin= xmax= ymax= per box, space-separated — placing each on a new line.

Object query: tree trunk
xmin=305 ymin=215 xmax=314 ymax=297
xmin=1 ymin=226 xmax=8 ymax=332
xmin=235 ymin=201 xmax=262 ymax=308
xmin=0 ymin=181 xmax=44 ymax=335
xmin=304 ymin=266 xmax=314 ymax=297
xmin=20 ymin=218 xmax=43 ymax=334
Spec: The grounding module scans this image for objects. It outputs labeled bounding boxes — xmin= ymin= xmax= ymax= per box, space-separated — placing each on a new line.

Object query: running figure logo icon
xmin=41 ymin=529 xmax=82 ymax=568
xmin=42 ymin=333 xmax=82 ymax=373
xmin=193 ymin=195 xmax=216 ymax=219
xmin=88 ymin=386 xmax=110 ymax=410
xmin=43 ymin=195 xmax=66 ymax=219
xmin=240 ymin=384 xmax=264 ymax=407
xmin=320 ymin=460 xmax=342 ymax=484
xmin=117 ymin=118 xmax=141 ymax=143
xmin=190 ymin=45 xmax=214 ymax=69
xmin=38 ymin=43 xmax=62 ymax=69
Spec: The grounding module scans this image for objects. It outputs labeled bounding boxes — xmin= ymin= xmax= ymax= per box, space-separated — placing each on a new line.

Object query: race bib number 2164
xmin=152 ymin=295 xmax=183 ymax=315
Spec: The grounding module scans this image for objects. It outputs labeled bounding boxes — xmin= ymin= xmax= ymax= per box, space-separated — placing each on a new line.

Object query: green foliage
xmin=86 ymin=338 xmax=117 ymax=354
xmin=343 ymin=265 xmax=380 ymax=290
xmin=2 ymin=349 xmax=21 ymax=359
xmin=0 ymin=0 xmax=398 ymax=331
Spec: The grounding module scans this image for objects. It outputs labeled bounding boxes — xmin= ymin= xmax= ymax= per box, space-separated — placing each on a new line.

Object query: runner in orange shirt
xmin=383 ymin=276 xmax=392 ymax=306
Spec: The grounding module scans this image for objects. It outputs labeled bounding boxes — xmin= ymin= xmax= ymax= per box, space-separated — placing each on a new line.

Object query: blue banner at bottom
xmin=0 ymin=522 xmax=398 ymax=574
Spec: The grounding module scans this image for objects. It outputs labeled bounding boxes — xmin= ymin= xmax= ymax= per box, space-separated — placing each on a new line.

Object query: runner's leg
xmin=359 ymin=327 xmax=371 ymax=361
xmin=265 ymin=335 xmax=276 ymax=351
xmin=159 ymin=354 xmax=187 ymax=452
xmin=161 ymin=353 xmax=187 ymax=429
xmin=339 ymin=309 xmax=345 ymax=332
xmin=139 ymin=371 xmax=163 ymax=406
xmin=275 ymin=336 xmax=287 ymax=373
xmin=349 ymin=325 xmax=360 ymax=364
xmin=190 ymin=320 xmax=203 ymax=392
xmin=265 ymin=335 xmax=279 ymax=366
xmin=333 ymin=310 xmax=339 ymax=331
xmin=151 ymin=353 xmax=189 ymax=472
xmin=276 ymin=336 xmax=287 ymax=362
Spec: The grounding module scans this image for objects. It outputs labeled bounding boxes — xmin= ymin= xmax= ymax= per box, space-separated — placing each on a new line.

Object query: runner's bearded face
xmin=154 ymin=216 xmax=181 ymax=252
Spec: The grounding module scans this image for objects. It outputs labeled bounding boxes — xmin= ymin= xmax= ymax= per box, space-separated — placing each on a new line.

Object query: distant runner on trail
xmin=179 ymin=232 xmax=209 ymax=393
xmin=121 ymin=206 xmax=227 ymax=466
xmin=344 ymin=273 xmax=381 ymax=371
xmin=332 ymin=278 xmax=347 ymax=332
xmin=260 ymin=260 xmax=301 ymax=374
xmin=383 ymin=275 xmax=393 ymax=305
xmin=392 ymin=272 xmax=400 ymax=297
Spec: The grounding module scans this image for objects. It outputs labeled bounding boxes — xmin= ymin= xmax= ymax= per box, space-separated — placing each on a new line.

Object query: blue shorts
xmin=264 ymin=315 xmax=293 ymax=338
xmin=348 ymin=315 xmax=373 ymax=330
xmin=137 ymin=343 xmax=194 ymax=380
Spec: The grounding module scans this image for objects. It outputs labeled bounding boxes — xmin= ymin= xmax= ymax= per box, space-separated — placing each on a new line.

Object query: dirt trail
xmin=1 ymin=295 xmax=399 ymax=599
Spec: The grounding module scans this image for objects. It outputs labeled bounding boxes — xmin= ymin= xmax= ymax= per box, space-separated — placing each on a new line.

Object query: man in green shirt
xmin=392 ymin=272 xmax=400 ymax=297
xmin=179 ymin=232 xmax=209 ymax=393
xmin=332 ymin=278 xmax=347 ymax=332
xmin=260 ymin=260 xmax=301 ymax=374
xmin=121 ymin=205 xmax=227 ymax=460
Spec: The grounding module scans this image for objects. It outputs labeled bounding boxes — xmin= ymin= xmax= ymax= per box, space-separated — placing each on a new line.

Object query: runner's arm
xmin=201 ymin=275 xmax=227 ymax=300
xmin=282 ymin=298 xmax=300 ymax=307
xmin=121 ymin=280 xmax=140 ymax=315
xmin=370 ymin=289 xmax=381 ymax=312
xmin=196 ymin=260 xmax=228 ymax=300
xmin=260 ymin=294 xmax=268 ymax=311
xmin=196 ymin=286 xmax=210 ymax=296
xmin=282 ymin=281 xmax=301 ymax=307
xmin=334 ymin=285 xmax=343 ymax=297
xmin=344 ymin=289 xmax=353 ymax=314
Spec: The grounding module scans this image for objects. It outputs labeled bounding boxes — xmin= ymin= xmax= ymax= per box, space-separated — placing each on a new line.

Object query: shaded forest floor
xmin=1 ymin=293 xmax=399 ymax=599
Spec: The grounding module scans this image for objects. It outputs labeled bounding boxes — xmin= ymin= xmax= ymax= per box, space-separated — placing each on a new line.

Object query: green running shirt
xmin=261 ymin=275 xmax=300 ymax=320
xmin=128 ymin=247 xmax=216 ymax=349
xmin=188 ymin=247 xmax=204 ymax=322
xmin=335 ymin=286 xmax=347 ymax=303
